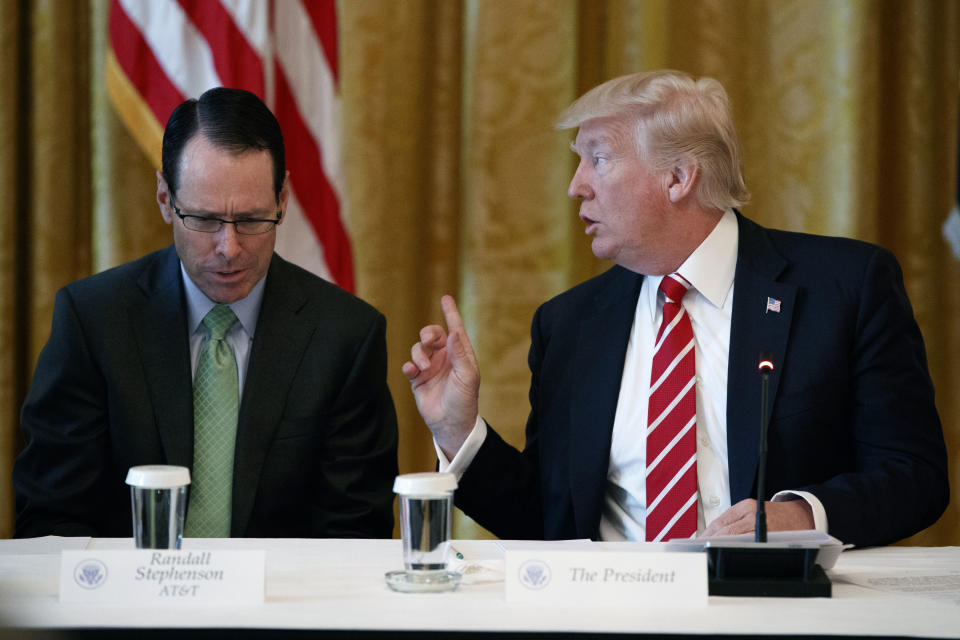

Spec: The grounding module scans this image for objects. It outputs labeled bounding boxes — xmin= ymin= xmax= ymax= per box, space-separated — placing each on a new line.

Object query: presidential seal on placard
xmin=518 ymin=559 xmax=551 ymax=590
xmin=73 ymin=559 xmax=108 ymax=590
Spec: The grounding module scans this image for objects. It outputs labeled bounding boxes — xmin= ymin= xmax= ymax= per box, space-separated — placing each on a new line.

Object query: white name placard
xmin=505 ymin=550 xmax=707 ymax=606
xmin=60 ymin=550 xmax=265 ymax=604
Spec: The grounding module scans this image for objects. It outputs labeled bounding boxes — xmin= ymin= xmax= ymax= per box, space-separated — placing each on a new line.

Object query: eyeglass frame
xmin=169 ymin=194 xmax=283 ymax=236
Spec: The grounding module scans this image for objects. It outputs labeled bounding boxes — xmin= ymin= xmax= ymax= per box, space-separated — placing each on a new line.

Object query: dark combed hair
xmin=161 ymin=87 xmax=286 ymax=200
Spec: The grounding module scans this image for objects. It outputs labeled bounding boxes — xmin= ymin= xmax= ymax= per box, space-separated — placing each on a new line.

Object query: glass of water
xmin=125 ymin=465 xmax=190 ymax=549
xmin=386 ymin=472 xmax=461 ymax=592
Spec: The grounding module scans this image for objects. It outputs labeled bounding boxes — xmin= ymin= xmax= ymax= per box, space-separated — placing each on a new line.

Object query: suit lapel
xmin=568 ymin=267 xmax=644 ymax=537
xmin=726 ymin=214 xmax=795 ymax=502
xmin=231 ymin=255 xmax=315 ymax=535
xmin=130 ymin=246 xmax=194 ymax=468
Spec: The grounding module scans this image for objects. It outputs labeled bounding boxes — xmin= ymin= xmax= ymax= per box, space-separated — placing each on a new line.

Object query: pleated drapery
xmin=1 ymin=0 xmax=957 ymax=545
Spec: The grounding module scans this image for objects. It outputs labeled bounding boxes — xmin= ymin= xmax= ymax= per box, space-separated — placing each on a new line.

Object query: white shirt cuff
xmin=772 ymin=490 xmax=829 ymax=533
xmin=435 ymin=415 xmax=487 ymax=480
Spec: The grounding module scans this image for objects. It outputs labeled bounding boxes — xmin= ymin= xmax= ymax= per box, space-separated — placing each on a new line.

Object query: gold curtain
xmin=1 ymin=0 xmax=96 ymax=539
xmin=1 ymin=0 xmax=957 ymax=545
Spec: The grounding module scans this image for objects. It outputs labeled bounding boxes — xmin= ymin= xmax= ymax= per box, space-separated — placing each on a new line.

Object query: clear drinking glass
xmin=386 ymin=472 xmax=461 ymax=592
xmin=125 ymin=465 xmax=191 ymax=549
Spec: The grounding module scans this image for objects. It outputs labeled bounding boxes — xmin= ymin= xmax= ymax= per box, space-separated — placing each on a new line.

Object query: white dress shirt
xmin=599 ymin=210 xmax=738 ymax=539
xmin=440 ymin=210 xmax=826 ymax=538
xmin=181 ymin=263 xmax=266 ymax=398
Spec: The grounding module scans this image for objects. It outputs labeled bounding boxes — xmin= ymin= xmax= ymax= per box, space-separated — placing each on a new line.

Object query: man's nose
xmin=215 ymin=222 xmax=243 ymax=258
xmin=567 ymin=164 xmax=593 ymax=200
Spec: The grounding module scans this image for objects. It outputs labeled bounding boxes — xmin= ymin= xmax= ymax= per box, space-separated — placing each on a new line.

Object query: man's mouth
xmin=210 ymin=267 xmax=247 ymax=282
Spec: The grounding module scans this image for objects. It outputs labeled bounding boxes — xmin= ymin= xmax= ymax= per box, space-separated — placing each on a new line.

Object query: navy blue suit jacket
xmin=455 ymin=214 xmax=948 ymax=547
xmin=14 ymin=246 xmax=399 ymax=539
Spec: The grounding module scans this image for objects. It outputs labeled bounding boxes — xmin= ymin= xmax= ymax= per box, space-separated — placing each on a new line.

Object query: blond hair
xmin=557 ymin=70 xmax=750 ymax=210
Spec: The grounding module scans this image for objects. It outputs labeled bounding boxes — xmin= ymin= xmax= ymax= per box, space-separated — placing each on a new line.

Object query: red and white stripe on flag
xmin=106 ymin=0 xmax=353 ymax=291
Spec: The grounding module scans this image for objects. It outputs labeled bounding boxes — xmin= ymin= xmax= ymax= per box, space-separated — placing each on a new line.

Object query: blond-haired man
xmin=403 ymin=70 xmax=947 ymax=547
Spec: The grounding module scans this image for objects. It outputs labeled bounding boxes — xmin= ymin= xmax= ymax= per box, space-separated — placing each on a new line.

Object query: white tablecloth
xmin=1 ymin=537 xmax=958 ymax=637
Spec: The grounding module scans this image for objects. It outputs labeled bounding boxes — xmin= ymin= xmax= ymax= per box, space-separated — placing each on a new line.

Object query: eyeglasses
xmin=170 ymin=197 xmax=282 ymax=235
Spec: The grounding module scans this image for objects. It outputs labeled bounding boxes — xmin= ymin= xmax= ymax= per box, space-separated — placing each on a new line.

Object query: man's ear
xmin=667 ymin=160 xmax=699 ymax=203
xmin=276 ymin=170 xmax=290 ymax=225
xmin=157 ymin=171 xmax=175 ymax=225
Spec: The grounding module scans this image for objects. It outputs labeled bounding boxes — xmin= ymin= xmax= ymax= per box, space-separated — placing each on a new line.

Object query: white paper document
xmin=839 ymin=570 xmax=960 ymax=606
xmin=667 ymin=530 xmax=849 ymax=570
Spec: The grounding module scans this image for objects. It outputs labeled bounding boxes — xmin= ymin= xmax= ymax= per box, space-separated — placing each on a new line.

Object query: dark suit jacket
xmin=455 ymin=213 xmax=948 ymax=547
xmin=14 ymin=246 xmax=399 ymax=539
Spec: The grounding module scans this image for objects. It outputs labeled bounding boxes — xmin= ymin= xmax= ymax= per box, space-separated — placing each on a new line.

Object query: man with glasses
xmin=13 ymin=88 xmax=399 ymax=539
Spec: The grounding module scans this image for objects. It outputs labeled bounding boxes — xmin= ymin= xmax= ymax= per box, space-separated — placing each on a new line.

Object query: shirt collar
xmin=181 ymin=263 xmax=266 ymax=339
xmin=644 ymin=209 xmax=739 ymax=322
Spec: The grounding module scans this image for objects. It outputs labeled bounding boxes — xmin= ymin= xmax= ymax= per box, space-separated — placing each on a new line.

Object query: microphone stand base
xmin=707 ymin=545 xmax=832 ymax=598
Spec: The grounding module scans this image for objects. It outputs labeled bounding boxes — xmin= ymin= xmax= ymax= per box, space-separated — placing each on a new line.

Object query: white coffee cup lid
xmin=393 ymin=472 xmax=457 ymax=495
xmin=125 ymin=465 xmax=191 ymax=488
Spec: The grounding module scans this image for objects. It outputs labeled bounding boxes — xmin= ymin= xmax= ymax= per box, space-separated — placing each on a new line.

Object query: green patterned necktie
xmin=185 ymin=304 xmax=239 ymax=538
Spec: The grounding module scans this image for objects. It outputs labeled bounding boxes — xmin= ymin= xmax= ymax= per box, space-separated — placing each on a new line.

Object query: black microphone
xmin=755 ymin=357 xmax=774 ymax=543
xmin=701 ymin=352 xmax=831 ymax=597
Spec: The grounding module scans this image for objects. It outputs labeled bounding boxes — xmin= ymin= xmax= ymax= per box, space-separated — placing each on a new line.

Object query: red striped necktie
xmin=645 ymin=273 xmax=698 ymax=542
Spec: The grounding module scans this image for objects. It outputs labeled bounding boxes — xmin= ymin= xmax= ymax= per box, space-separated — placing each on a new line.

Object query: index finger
xmin=440 ymin=295 xmax=465 ymax=332
xmin=706 ymin=500 xmax=751 ymax=529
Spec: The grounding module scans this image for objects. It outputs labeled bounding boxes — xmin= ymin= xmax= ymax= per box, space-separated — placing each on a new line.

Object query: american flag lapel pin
xmin=765 ymin=297 xmax=782 ymax=314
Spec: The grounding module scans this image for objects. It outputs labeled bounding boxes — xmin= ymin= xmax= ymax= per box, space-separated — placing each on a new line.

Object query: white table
xmin=1 ymin=537 xmax=958 ymax=637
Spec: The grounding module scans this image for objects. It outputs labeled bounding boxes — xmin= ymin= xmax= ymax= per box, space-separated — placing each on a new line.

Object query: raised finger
xmin=440 ymin=295 xmax=465 ymax=332
xmin=440 ymin=297 xmax=480 ymax=370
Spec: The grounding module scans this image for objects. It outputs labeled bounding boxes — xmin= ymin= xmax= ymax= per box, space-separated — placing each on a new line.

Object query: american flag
xmin=106 ymin=0 xmax=353 ymax=291
xmin=766 ymin=297 xmax=781 ymax=314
